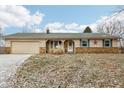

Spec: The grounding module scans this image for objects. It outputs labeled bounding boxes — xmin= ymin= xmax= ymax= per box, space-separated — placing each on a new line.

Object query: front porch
xmin=46 ymin=40 xmax=74 ymax=54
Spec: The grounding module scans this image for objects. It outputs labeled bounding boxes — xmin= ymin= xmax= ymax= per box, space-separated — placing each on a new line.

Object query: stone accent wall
xmin=75 ymin=47 xmax=121 ymax=53
xmin=40 ymin=47 xmax=46 ymax=54
xmin=5 ymin=47 xmax=11 ymax=54
xmin=121 ymin=47 xmax=124 ymax=53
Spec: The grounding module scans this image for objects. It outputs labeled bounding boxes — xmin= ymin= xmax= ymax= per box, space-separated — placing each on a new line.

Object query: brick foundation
xmin=40 ymin=47 xmax=46 ymax=54
xmin=5 ymin=47 xmax=11 ymax=54
xmin=4 ymin=47 xmax=121 ymax=54
xmin=75 ymin=47 xmax=121 ymax=53
xmin=121 ymin=48 xmax=124 ymax=53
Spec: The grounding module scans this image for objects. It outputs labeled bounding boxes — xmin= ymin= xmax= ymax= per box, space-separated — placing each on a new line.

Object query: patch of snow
xmin=0 ymin=54 xmax=31 ymax=87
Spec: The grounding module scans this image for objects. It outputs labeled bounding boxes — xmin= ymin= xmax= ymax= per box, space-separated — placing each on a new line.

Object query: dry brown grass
xmin=7 ymin=54 xmax=124 ymax=88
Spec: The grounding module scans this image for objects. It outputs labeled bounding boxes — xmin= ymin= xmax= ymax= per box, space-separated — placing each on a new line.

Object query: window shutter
xmin=103 ymin=39 xmax=104 ymax=47
xmin=88 ymin=39 xmax=90 ymax=47
xmin=111 ymin=39 xmax=112 ymax=47
xmin=80 ymin=39 xmax=81 ymax=47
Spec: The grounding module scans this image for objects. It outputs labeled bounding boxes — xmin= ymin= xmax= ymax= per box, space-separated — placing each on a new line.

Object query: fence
xmin=0 ymin=47 xmax=5 ymax=54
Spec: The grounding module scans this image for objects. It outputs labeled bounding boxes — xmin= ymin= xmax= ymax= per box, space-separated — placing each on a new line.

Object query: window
xmin=52 ymin=41 xmax=62 ymax=48
xmin=69 ymin=41 xmax=72 ymax=46
xmin=104 ymin=39 xmax=112 ymax=47
xmin=53 ymin=41 xmax=59 ymax=48
xmin=81 ymin=39 xmax=89 ymax=47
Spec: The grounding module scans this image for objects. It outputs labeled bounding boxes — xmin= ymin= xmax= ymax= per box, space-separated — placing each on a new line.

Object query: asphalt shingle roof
xmin=5 ymin=33 xmax=119 ymax=40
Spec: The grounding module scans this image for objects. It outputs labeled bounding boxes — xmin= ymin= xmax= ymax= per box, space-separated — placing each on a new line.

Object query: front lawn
xmin=7 ymin=54 xmax=124 ymax=88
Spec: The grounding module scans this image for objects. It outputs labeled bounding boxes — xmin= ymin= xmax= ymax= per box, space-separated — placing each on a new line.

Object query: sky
xmin=0 ymin=5 xmax=119 ymax=35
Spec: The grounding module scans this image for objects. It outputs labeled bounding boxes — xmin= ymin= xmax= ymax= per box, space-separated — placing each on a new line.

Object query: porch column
xmin=61 ymin=40 xmax=65 ymax=53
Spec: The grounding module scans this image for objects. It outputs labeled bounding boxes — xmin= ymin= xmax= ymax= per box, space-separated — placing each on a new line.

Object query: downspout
xmin=119 ymin=38 xmax=122 ymax=53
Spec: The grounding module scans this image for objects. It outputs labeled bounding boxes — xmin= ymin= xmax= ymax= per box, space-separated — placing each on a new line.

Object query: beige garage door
xmin=12 ymin=42 xmax=39 ymax=54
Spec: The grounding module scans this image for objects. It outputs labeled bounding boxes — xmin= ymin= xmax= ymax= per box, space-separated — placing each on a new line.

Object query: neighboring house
xmin=4 ymin=30 xmax=121 ymax=54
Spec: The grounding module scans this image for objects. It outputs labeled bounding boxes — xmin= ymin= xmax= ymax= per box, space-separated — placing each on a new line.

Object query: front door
xmin=67 ymin=41 xmax=74 ymax=53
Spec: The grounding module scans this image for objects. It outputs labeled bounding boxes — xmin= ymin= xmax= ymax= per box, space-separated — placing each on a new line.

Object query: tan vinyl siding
xmin=112 ymin=39 xmax=118 ymax=47
xmin=39 ymin=40 xmax=46 ymax=47
xmin=89 ymin=40 xmax=103 ymax=47
xmin=74 ymin=40 xmax=80 ymax=47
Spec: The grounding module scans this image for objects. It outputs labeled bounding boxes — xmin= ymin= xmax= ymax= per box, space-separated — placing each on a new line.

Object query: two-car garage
xmin=11 ymin=42 xmax=39 ymax=54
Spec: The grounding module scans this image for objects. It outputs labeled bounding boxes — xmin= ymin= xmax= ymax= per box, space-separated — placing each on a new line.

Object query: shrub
xmin=51 ymin=48 xmax=64 ymax=54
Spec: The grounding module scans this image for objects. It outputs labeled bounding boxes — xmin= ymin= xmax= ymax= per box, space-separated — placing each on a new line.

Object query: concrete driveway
xmin=0 ymin=54 xmax=31 ymax=87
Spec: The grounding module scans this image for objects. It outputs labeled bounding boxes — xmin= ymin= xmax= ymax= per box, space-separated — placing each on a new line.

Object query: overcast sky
xmin=0 ymin=5 xmax=119 ymax=34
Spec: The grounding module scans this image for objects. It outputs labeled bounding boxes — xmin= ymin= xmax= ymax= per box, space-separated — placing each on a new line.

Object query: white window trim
xmin=80 ymin=39 xmax=89 ymax=47
xmin=104 ymin=39 xmax=112 ymax=47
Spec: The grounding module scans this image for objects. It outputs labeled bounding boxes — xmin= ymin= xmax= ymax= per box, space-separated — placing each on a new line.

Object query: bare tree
xmin=97 ymin=7 xmax=124 ymax=47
